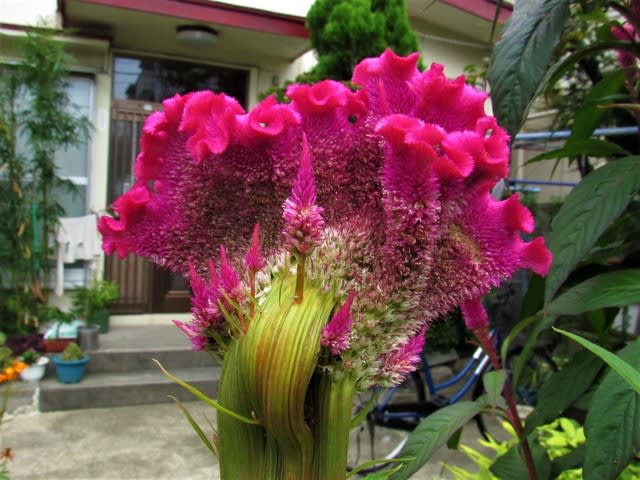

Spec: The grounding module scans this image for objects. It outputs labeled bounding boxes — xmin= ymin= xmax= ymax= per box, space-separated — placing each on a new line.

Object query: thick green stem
xmin=312 ymin=373 xmax=357 ymax=480
xmin=217 ymin=342 xmax=267 ymax=479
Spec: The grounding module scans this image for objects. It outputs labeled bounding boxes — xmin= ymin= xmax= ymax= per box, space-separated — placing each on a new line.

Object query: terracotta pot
xmin=44 ymin=338 xmax=76 ymax=353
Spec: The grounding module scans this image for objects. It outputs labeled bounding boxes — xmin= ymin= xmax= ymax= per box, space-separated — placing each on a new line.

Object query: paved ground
xmin=0 ymin=400 xmax=497 ymax=480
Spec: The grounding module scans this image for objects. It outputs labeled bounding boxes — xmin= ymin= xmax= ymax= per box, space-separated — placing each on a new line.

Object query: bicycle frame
xmin=370 ymin=330 xmax=499 ymax=429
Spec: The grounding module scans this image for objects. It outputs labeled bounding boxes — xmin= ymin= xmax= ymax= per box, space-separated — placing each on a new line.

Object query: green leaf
xmin=483 ymin=370 xmax=507 ymax=407
xmin=487 ymin=0 xmax=570 ymax=137
xmin=547 ymin=270 xmax=640 ymax=315
xmin=583 ymin=337 xmax=640 ymax=480
xmin=550 ymin=444 xmax=585 ymax=478
xmin=525 ymin=139 xmax=629 ymax=164
xmin=553 ymin=329 xmax=640 ymax=395
xmin=512 ymin=314 xmax=557 ymax=391
xmin=545 ymin=156 xmax=640 ymax=303
xmin=388 ymin=401 xmax=485 ymax=479
xmin=539 ymin=40 xmax=632 ymax=97
xmin=501 ymin=314 xmax=539 ymax=365
xmin=490 ymin=437 xmax=552 ymax=479
xmin=524 ymin=349 xmax=604 ymax=435
xmin=169 ymin=395 xmax=217 ymax=457
xmin=359 ymin=464 xmax=404 ymax=480
xmin=153 ymin=359 xmax=261 ymax=425
xmin=567 ymin=70 xmax=627 ymax=143
xmin=447 ymin=427 xmax=463 ymax=450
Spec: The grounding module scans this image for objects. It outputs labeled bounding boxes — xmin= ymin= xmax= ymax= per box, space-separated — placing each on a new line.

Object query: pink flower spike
xmin=321 ymin=291 xmax=356 ymax=355
xmin=380 ymin=326 xmax=427 ymax=385
xmin=219 ymin=246 xmax=238 ymax=290
xmin=461 ymin=299 xmax=488 ymax=330
xmin=173 ymin=320 xmax=208 ymax=351
xmin=282 ymin=135 xmax=325 ymax=256
xmin=244 ymin=223 xmax=265 ymax=273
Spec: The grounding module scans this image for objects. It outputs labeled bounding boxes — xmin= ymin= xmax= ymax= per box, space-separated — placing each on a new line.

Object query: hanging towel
xmin=55 ymin=214 xmax=101 ymax=296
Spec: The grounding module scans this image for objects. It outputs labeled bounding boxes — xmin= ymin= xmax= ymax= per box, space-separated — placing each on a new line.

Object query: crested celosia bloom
xmin=99 ymin=49 xmax=551 ymax=388
xmin=611 ymin=23 xmax=639 ymax=68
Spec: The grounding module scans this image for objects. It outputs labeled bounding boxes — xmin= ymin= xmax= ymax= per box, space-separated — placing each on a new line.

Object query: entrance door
xmin=105 ymin=99 xmax=190 ymax=314
xmin=105 ymin=55 xmax=249 ymax=314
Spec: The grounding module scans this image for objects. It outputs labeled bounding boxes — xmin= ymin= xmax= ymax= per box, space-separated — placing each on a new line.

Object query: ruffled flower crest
xmin=100 ymin=49 xmax=552 ymax=384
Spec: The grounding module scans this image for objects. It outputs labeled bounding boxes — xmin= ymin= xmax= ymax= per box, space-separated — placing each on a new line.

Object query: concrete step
xmin=85 ymin=347 xmax=217 ymax=374
xmin=39 ymin=365 xmax=220 ymax=412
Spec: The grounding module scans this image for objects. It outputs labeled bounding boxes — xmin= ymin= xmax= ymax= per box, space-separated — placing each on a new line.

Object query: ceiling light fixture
xmin=176 ymin=25 xmax=218 ymax=48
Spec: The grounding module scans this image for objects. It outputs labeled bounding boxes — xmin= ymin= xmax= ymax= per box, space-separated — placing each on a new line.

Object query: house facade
xmin=1 ymin=0 xmax=515 ymax=319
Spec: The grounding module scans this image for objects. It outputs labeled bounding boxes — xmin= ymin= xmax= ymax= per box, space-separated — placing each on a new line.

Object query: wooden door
xmin=105 ymin=100 xmax=190 ymax=314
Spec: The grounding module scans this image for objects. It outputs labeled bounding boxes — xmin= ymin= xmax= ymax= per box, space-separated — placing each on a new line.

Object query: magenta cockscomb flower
xmin=321 ymin=291 xmax=356 ymax=355
xmin=100 ymin=49 xmax=552 ymax=384
xmin=611 ymin=24 xmax=639 ymax=68
xmin=281 ymin=136 xmax=325 ymax=256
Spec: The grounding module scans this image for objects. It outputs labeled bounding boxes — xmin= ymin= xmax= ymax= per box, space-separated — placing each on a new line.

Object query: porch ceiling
xmin=406 ymin=0 xmax=510 ymax=43
xmin=62 ymin=0 xmax=311 ymax=69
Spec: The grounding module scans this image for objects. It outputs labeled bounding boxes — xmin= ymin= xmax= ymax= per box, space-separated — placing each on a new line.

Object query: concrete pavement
xmin=0 ymin=400 xmax=493 ymax=479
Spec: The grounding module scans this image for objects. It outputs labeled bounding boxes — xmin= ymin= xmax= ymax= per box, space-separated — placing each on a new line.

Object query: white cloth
xmin=55 ymin=215 xmax=101 ymax=296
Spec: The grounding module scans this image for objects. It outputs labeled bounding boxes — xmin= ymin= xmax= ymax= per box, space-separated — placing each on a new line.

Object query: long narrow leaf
xmin=523 ymin=349 xmax=604 ymax=435
xmin=388 ymin=401 xmax=485 ymax=480
xmin=545 ymin=156 xmax=640 ymax=303
xmin=153 ymin=359 xmax=261 ymax=425
xmin=169 ymin=395 xmax=218 ymax=457
xmin=553 ymin=328 xmax=640 ymax=395
xmin=583 ymin=338 xmax=640 ymax=480
xmin=566 ymin=70 xmax=626 ymax=142
xmin=349 ymin=457 xmax=412 ymax=478
xmin=547 ymin=269 xmax=640 ymax=315
xmin=487 ymin=0 xmax=570 ymax=137
xmin=525 ymin=138 xmax=629 ymax=164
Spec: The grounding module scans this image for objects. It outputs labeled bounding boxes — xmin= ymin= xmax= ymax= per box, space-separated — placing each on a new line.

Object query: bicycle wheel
xmin=348 ymin=371 xmax=426 ymax=475
xmin=473 ymin=347 xmax=557 ymax=440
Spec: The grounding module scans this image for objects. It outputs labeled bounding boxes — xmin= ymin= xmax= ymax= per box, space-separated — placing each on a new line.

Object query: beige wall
xmin=0 ymin=0 xmax=59 ymax=27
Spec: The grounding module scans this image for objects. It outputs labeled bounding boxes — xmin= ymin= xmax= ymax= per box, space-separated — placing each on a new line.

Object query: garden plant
xmin=0 ymin=28 xmax=90 ymax=335
xmin=99 ymin=48 xmax=551 ymax=479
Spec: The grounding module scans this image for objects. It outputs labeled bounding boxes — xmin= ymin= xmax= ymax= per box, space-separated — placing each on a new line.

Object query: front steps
xmin=38 ymin=325 xmax=220 ymax=412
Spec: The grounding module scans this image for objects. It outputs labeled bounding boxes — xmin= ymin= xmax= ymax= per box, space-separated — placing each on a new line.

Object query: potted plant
xmin=52 ymin=342 xmax=88 ymax=384
xmin=19 ymin=349 xmax=49 ymax=383
xmin=71 ymin=280 xmax=119 ymax=334
xmin=42 ymin=306 xmax=78 ymax=353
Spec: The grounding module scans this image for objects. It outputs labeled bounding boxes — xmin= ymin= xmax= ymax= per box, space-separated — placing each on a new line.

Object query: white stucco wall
xmin=214 ymin=0 xmax=314 ymax=18
xmin=0 ymin=0 xmax=59 ymax=27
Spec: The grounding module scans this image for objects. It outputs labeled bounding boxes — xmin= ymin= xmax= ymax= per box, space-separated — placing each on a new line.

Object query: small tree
xmin=0 ymin=28 xmax=90 ymax=334
xmin=261 ymin=0 xmax=421 ymax=100
xmin=306 ymin=0 xmax=420 ymax=81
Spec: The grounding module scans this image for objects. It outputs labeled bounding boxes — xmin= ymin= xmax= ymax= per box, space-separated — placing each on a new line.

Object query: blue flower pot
xmin=53 ymin=356 xmax=89 ymax=384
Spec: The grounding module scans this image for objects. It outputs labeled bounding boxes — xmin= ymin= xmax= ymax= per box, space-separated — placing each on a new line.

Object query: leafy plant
xmin=70 ymin=280 xmax=119 ymax=326
xmin=0 ymin=27 xmax=90 ymax=334
xmin=59 ymin=342 xmax=84 ymax=361
xmin=19 ymin=348 xmax=40 ymax=366
xmin=260 ymin=0 xmax=421 ymax=100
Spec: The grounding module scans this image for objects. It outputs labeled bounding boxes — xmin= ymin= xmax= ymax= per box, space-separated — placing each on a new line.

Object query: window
xmin=113 ymin=56 xmax=249 ymax=107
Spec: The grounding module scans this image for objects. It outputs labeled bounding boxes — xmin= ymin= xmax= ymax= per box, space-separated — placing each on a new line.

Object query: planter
xmin=20 ymin=357 xmax=49 ymax=383
xmin=53 ymin=356 xmax=89 ymax=383
xmin=89 ymin=308 xmax=110 ymax=333
xmin=44 ymin=338 xmax=76 ymax=353
xmin=78 ymin=325 xmax=99 ymax=352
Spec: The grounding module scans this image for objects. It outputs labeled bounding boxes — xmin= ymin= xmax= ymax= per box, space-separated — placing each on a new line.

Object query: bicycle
xmin=348 ymin=330 xmax=556 ymax=474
